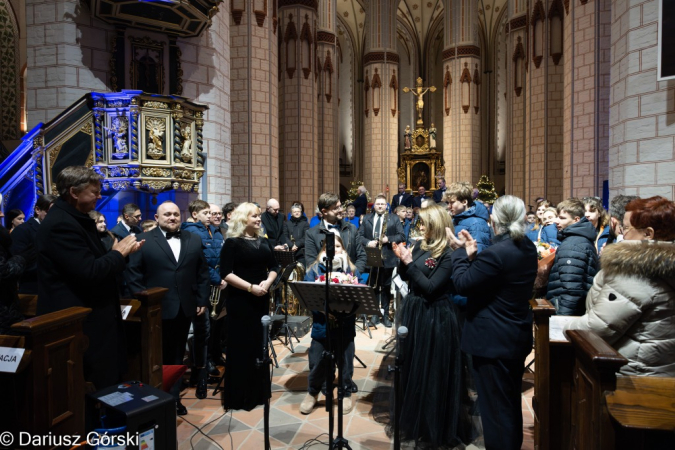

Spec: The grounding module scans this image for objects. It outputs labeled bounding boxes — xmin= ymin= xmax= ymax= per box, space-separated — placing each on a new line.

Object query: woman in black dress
xmin=391 ymin=203 xmax=469 ymax=448
xmin=220 ymin=202 xmax=279 ymax=411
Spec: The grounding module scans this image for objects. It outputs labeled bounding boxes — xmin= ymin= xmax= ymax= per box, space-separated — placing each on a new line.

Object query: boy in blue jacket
xmin=181 ymin=199 xmax=225 ymax=397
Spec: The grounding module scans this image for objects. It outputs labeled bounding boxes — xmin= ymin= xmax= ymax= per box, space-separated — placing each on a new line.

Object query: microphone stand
xmin=320 ymin=230 xmax=336 ymax=447
xmin=388 ymin=326 xmax=408 ymax=450
xmin=257 ymin=315 xmax=273 ymax=450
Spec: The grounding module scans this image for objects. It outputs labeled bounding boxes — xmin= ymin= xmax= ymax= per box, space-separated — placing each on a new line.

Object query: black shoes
xmin=206 ymin=360 xmax=220 ymax=377
xmin=382 ymin=315 xmax=392 ymax=328
xmin=176 ymin=400 xmax=188 ymax=416
xmin=196 ymin=378 xmax=207 ymax=399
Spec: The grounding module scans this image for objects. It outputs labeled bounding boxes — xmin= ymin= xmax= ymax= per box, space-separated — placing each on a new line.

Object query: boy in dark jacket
xmin=546 ymin=198 xmax=599 ymax=316
xmin=181 ymin=199 xmax=225 ymax=397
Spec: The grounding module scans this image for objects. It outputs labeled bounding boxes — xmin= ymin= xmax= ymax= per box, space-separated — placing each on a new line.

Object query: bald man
xmin=127 ymin=200 xmax=210 ymax=415
xmin=261 ymin=198 xmax=285 ymax=248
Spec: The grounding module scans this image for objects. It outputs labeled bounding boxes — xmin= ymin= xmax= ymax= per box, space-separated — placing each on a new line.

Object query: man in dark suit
xmin=127 ymin=200 xmax=210 ymax=415
xmin=10 ymin=194 xmax=56 ymax=294
xmin=261 ymin=198 xmax=285 ymax=248
xmin=305 ymin=192 xmax=366 ymax=274
xmin=357 ymin=194 xmax=405 ymax=327
xmin=36 ymin=167 xmax=142 ymax=391
xmin=412 ymin=185 xmax=430 ymax=209
xmin=432 ymin=177 xmax=447 ymax=203
xmin=390 ymin=183 xmax=413 ymax=210
xmin=110 ymin=203 xmax=143 ymax=239
xmin=352 ymin=186 xmax=368 ymax=218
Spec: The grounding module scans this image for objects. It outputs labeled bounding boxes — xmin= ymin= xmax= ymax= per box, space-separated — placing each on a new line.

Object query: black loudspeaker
xmin=87 ymin=381 xmax=176 ymax=450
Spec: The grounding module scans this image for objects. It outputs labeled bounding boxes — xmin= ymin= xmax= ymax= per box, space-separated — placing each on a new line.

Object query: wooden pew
xmin=566 ymin=330 xmax=675 ymax=450
xmin=0 ymin=307 xmax=91 ymax=444
xmin=530 ymin=298 xmax=575 ymax=450
xmin=122 ymin=287 xmax=167 ymax=390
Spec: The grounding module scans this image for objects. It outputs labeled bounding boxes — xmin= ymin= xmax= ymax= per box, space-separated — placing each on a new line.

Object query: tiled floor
xmin=177 ymin=324 xmax=536 ymax=450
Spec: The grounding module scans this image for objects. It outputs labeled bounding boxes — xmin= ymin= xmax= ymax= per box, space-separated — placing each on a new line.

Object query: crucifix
xmin=403 ymin=77 xmax=436 ymax=128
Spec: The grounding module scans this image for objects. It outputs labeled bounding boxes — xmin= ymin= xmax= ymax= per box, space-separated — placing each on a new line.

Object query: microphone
xmin=261 ymin=315 xmax=271 ymax=361
xmin=396 ymin=326 xmax=408 ymax=360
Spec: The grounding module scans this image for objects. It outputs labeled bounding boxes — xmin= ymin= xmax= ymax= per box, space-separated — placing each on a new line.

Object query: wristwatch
xmin=247 ymin=284 xmax=252 ymax=292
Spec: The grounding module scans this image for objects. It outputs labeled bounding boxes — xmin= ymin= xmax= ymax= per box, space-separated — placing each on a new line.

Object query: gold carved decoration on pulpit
xmin=145 ymin=117 xmax=166 ymax=160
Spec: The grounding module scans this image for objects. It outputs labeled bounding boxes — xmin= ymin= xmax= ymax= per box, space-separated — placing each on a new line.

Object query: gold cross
xmin=403 ymin=77 xmax=436 ymax=128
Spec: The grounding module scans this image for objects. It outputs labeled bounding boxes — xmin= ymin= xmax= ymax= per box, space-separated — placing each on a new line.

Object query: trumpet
xmin=209 ymin=285 xmax=221 ymax=318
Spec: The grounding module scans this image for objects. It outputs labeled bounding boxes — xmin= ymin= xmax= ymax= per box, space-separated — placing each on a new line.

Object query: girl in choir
xmin=300 ymin=236 xmax=360 ymax=415
xmin=5 ymin=209 xmax=25 ymax=232
xmin=582 ymin=197 xmax=610 ymax=253
xmin=526 ymin=199 xmax=560 ymax=246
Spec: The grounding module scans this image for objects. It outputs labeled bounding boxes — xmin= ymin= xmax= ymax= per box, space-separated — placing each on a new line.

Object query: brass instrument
xmin=284 ymin=262 xmax=306 ymax=315
xmin=378 ymin=212 xmax=388 ymax=249
xmin=209 ymin=285 xmax=221 ymax=318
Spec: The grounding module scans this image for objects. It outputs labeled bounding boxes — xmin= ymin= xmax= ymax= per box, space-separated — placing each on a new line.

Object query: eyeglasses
xmin=132 ymin=214 xmax=142 ymax=219
xmin=211 ymin=212 xmax=223 ymax=216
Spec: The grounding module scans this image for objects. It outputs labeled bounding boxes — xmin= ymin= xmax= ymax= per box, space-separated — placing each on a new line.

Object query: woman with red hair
xmin=565 ymin=196 xmax=675 ymax=376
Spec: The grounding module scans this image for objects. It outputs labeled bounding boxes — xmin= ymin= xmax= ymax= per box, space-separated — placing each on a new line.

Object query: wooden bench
xmin=122 ymin=287 xmax=167 ymax=390
xmin=0 ymin=306 xmax=91 ymax=443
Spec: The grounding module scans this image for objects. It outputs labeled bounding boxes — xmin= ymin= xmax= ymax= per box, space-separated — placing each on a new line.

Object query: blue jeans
xmin=307 ymin=338 xmax=354 ymax=398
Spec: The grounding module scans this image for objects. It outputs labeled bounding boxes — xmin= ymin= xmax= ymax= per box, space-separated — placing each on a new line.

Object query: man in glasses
xmin=110 ymin=203 xmax=143 ymax=239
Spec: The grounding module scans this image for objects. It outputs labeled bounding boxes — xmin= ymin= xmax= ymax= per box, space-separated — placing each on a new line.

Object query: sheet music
xmin=392 ymin=274 xmax=409 ymax=298
xmin=549 ymin=315 xmax=578 ymax=342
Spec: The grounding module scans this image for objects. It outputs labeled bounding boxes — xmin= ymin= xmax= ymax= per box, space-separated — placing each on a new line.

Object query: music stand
xmin=272 ymin=250 xmax=301 ymax=352
xmin=364 ymin=247 xmax=386 ymax=331
xmin=364 ymin=247 xmax=384 ymax=268
xmin=290 ymin=282 xmax=379 ymax=449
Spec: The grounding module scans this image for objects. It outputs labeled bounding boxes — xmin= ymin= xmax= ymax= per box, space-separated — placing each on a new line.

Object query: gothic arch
xmin=0 ymin=0 xmax=20 ymax=140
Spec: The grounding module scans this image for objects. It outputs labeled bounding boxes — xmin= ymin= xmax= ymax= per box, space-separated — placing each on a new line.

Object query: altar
xmin=397 ymin=78 xmax=444 ymax=196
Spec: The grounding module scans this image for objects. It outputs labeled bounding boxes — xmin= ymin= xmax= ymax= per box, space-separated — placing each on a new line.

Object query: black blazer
xmin=36 ymin=199 xmax=127 ymax=389
xmin=432 ymin=188 xmax=447 ymax=203
xmin=261 ymin=212 xmax=285 ymax=247
xmin=281 ymin=216 xmax=310 ymax=264
xmin=451 ymin=233 xmax=538 ymax=360
xmin=110 ymin=221 xmax=141 ymax=239
xmin=305 ymin=220 xmax=367 ymax=273
xmin=352 ymin=194 xmax=368 ymax=217
xmin=127 ymin=227 xmax=210 ymax=320
xmin=357 ymin=213 xmax=405 ymax=269
xmin=412 ymin=195 xmax=429 ymax=209
xmin=9 ymin=217 xmax=40 ymax=294
xmin=391 ymin=192 xmax=413 ymax=210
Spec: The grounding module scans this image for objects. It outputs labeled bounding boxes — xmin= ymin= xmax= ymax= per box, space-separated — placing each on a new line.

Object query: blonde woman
xmin=219 ymin=202 xmax=279 ymax=411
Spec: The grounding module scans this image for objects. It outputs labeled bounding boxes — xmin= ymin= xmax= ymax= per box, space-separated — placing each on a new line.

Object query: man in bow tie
xmin=110 ymin=202 xmax=143 ymax=239
xmin=390 ymin=183 xmax=413 ymax=211
xmin=358 ymin=195 xmax=405 ymax=327
xmin=127 ymin=200 xmax=210 ymax=415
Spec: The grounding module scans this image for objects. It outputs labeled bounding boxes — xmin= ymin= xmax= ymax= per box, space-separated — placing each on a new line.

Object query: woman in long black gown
xmin=392 ymin=203 xmax=470 ymax=449
xmin=220 ymin=202 xmax=279 ymax=411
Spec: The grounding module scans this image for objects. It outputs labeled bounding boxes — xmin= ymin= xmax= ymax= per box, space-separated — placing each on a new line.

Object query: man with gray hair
xmin=36 ymin=166 xmax=143 ymax=391
xmin=608 ymin=194 xmax=639 ymax=244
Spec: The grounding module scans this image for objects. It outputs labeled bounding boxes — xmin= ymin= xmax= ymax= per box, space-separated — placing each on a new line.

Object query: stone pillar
xmin=562 ymin=0 xmax=611 ymax=198
xmin=609 ymin=0 xmax=674 ymax=200
xmin=317 ymin=0 xmax=339 ymax=196
xmin=179 ymin=6 xmax=231 ymax=205
xmin=363 ymin=0 xmax=398 ymax=198
xmin=230 ymin=0 xmax=279 ymax=204
xmin=442 ymin=0 xmax=482 ymax=186
xmin=26 ymin=0 xmax=113 ymax=127
xmin=278 ymin=1 xmax=319 ymax=210
xmin=505 ymin=0 xmax=528 ymax=198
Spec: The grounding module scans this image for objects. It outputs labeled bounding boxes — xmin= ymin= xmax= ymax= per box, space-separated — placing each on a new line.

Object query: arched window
xmin=549 ymin=0 xmax=564 ymax=65
xmin=444 ymin=65 xmax=452 ymax=116
xmin=531 ymin=1 xmax=546 ymax=69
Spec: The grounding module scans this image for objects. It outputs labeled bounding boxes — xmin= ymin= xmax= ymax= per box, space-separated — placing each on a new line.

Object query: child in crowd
xmin=301 ymin=236 xmax=361 ymax=416
xmin=546 ymin=198 xmax=599 ymax=315
xmin=582 ymin=197 xmax=610 ymax=254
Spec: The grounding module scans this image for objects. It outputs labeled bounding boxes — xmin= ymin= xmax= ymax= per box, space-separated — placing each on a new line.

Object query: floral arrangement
xmin=315 ymin=272 xmax=360 ymax=285
xmin=536 ymin=241 xmax=557 ymax=260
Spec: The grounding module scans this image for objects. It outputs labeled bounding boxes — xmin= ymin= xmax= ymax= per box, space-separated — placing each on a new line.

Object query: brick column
xmin=179 ymin=6 xmax=231 ymax=204
xmin=362 ymin=0 xmax=398 ymax=198
xmin=562 ymin=0 xmax=611 ymax=198
xmin=317 ymin=0 xmax=338 ymax=195
xmin=26 ymin=0 xmax=113 ymax=127
xmin=609 ymin=0 xmax=675 ymax=199
xmin=278 ymin=1 xmax=319 ymax=210
xmin=230 ymin=0 xmax=279 ymax=204
xmin=442 ymin=0 xmax=482 ymax=186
